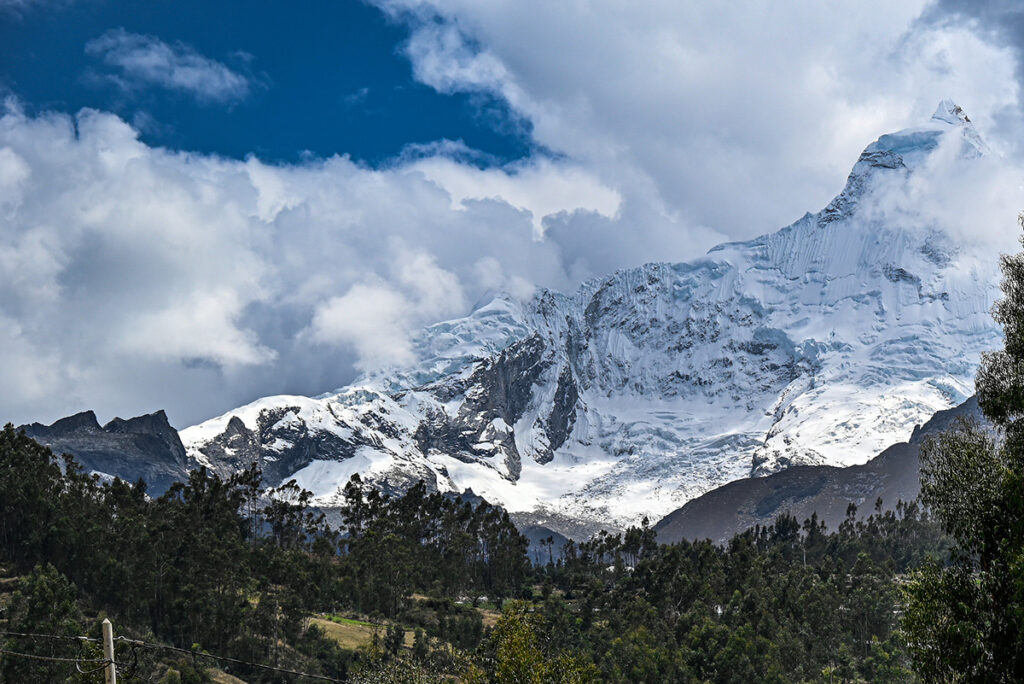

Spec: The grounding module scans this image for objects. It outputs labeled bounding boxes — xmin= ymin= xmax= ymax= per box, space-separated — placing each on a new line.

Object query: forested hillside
xmin=0 ymin=424 xmax=527 ymax=681
xmin=0 ymin=422 xmax=951 ymax=682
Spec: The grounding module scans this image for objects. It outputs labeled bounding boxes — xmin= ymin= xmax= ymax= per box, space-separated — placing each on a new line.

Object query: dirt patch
xmin=209 ymin=668 xmax=248 ymax=684
xmin=478 ymin=609 xmax=501 ymax=629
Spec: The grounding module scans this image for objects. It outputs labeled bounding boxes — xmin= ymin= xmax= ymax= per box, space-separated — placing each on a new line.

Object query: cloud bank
xmin=0 ymin=102 xmax=617 ymax=426
xmin=375 ymin=0 xmax=1021 ymax=239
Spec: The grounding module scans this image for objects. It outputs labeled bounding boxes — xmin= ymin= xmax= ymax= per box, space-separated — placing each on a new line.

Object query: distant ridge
xmin=653 ymin=396 xmax=985 ymax=544
xmin=19 ymin=410 xmax=190 ymax=494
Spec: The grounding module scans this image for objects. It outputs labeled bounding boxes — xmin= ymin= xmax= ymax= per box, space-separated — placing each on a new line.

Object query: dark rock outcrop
xmin=413 ymin=333 xmax=556 ymax=479
xmin=190 ymin=407 xmax=358 ymax=485
xmin=19 ymin=410 xmax=189 ymax=494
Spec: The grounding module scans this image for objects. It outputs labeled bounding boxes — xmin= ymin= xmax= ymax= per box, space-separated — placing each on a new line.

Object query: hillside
xmin=654 ymin=395 xmax=984 ymax=544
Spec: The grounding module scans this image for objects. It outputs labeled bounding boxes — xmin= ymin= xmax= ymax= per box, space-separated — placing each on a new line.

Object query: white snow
xmin=289 ymin=447 xmax=393 ymax=501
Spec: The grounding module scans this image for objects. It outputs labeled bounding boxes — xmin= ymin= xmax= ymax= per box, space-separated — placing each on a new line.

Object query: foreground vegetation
xmin=0 ymin=427 xmax=526 ymax=681
xmin=0 ymin=422 xmax=953 ymax=682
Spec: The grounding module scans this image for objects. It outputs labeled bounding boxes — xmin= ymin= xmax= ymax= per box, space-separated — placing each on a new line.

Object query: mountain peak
xmin=931 ymin=99 xmax=971 ymax=126
xmin=47 ymin=410 xmax=102 ymax=433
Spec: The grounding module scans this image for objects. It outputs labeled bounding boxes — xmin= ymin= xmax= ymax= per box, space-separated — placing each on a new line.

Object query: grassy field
xmin=310 ymin=616 xmax=380 ymax=650
xmin=478 ymin=608 xmax=501 ymax=628
xmin=312 ymin=614 xmax=418 ymax=650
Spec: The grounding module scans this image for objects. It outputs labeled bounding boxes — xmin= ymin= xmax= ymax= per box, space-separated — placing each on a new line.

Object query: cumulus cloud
xmin=308 ymin=282 xmax=417 ymax=370
xmin=0 ymin=103 xmax=616 ymax=426
xmin=921 ymin=1 xmax=1024 ymax=155
xmin=858 ymin=130 xmax=1024 ymax=256
xmin=85 ymin=29 xmax=255 ymax=104
xmin=410 ymin=156 xmax=622 ymax=237
xmin=307 ymin=248 xmax=469 ymax=371
xmin=374 ymin=0 xmax=1021 ymax=240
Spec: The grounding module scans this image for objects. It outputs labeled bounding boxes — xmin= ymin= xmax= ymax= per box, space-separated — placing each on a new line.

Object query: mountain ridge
xmin=653 ymin=394 xmax=985 ymax=544
xmin=19 ymin=409 xmax=190 ymax=493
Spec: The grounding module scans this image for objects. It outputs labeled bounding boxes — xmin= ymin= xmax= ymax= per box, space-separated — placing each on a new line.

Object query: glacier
xmin=180 ymin=100 xmax=1002 ymax=532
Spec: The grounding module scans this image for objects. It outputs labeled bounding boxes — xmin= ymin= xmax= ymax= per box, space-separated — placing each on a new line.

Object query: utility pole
xmin=102 ymin=618 xmax=117 ymax=684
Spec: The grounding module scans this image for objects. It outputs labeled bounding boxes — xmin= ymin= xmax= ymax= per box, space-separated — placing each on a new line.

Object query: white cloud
xmin=85 ymin=29 xmax=254 ymax=104
xmin=119 ymin=288 xmax=277 ymax=367
xmin=411 ymin=156 xmax=621 ymax=237
xmin=0 ymin=147 xmax=29 ymax=194
xmin=308 ymin=282 xmax=416 ymax=370
xmin=858 ymin=131 xmax=1024 ymax=256
xmin=393 ymin=248 xmax=467 ymax=318
xmin=306 ymin=248 xmax=468 ymax=372
xmin=375 ymin=0 xmax=1021 ymax=240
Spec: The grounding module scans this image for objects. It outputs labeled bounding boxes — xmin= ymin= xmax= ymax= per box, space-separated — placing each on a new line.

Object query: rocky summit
xmin=20 ymin=409 xmax=190 ymax=494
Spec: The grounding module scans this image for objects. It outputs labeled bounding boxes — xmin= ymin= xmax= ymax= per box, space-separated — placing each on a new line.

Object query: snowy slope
xmin=181 ymin=101 xmax=1002 ymax=531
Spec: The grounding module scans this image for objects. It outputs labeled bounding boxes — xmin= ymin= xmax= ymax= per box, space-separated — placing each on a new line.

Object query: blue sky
xmin=1 ymin=0 xmax=1023 ymax=428
xmin=0 ymin=0 xmax=531 ymax=163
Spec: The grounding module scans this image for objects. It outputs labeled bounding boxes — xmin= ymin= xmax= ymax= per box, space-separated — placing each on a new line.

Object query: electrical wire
xmin=2 ymin=630 xmax=347 ymax=682
xmin=0 ymin=647 xmax=108 ymax=664
xmin=74 ymin=637 xmax=113 ymax=676
xmin=0 ymin=630 xmax=99 ymax=643
xmin=1 ymin=630 xmax=111 ymax=675
xmin=125 ymin=639 xmax=346 ymax=682
xmin=75 ymin=659 xmax=113 ymax=676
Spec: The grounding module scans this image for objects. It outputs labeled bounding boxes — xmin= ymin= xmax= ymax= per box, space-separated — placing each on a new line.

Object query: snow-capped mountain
xmin=181 ymin=101 xmax=1002 ymax=531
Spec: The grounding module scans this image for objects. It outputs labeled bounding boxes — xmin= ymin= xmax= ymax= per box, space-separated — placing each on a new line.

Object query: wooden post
xmin=102 ymin=618 xmax=116 ymax=684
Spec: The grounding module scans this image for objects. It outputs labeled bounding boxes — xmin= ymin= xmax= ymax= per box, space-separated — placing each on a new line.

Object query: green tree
xmin=411 ymin=628 xmax=428 ymax=662
xmin=480 ymin=601 xmax=596 ymax=683
xmin=903 ymin=215 xmax=1024 ymax=681
xmin=384 ymin=624 xmax=405 ymax=656
xmin=0 ymin=564 xmax=91 ymax=683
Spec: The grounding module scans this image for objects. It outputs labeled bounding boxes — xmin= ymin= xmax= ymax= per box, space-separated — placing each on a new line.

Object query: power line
xmin=126 ymin=639 xmax=346 ymax=683
xmin=3 ymin=630 xmax=347 ymax=682
xmin=0 ymin=646 xmax=108 ymax=664
xmin=0 ymin=630 xmax=99 ymax=643
xmin=0 ymin=647 xmax=113 ymax=678
xmin=0 ymin=633 xmax=111 ymax=677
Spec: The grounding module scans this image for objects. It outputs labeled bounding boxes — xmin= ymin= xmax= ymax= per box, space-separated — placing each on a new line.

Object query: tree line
xmin=0 ymin=427 xmax=528 ymax=681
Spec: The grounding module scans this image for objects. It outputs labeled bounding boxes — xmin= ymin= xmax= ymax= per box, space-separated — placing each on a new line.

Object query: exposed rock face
xmin=19 ymin=410 xmax=189 ymax=494
xmin=189 ymin=408 xmax=358 ymax=485
xmin=653 ymin=396 xmax=987 ymax=545
xmin=174 ymin=102 xmax=1002 ymax=535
